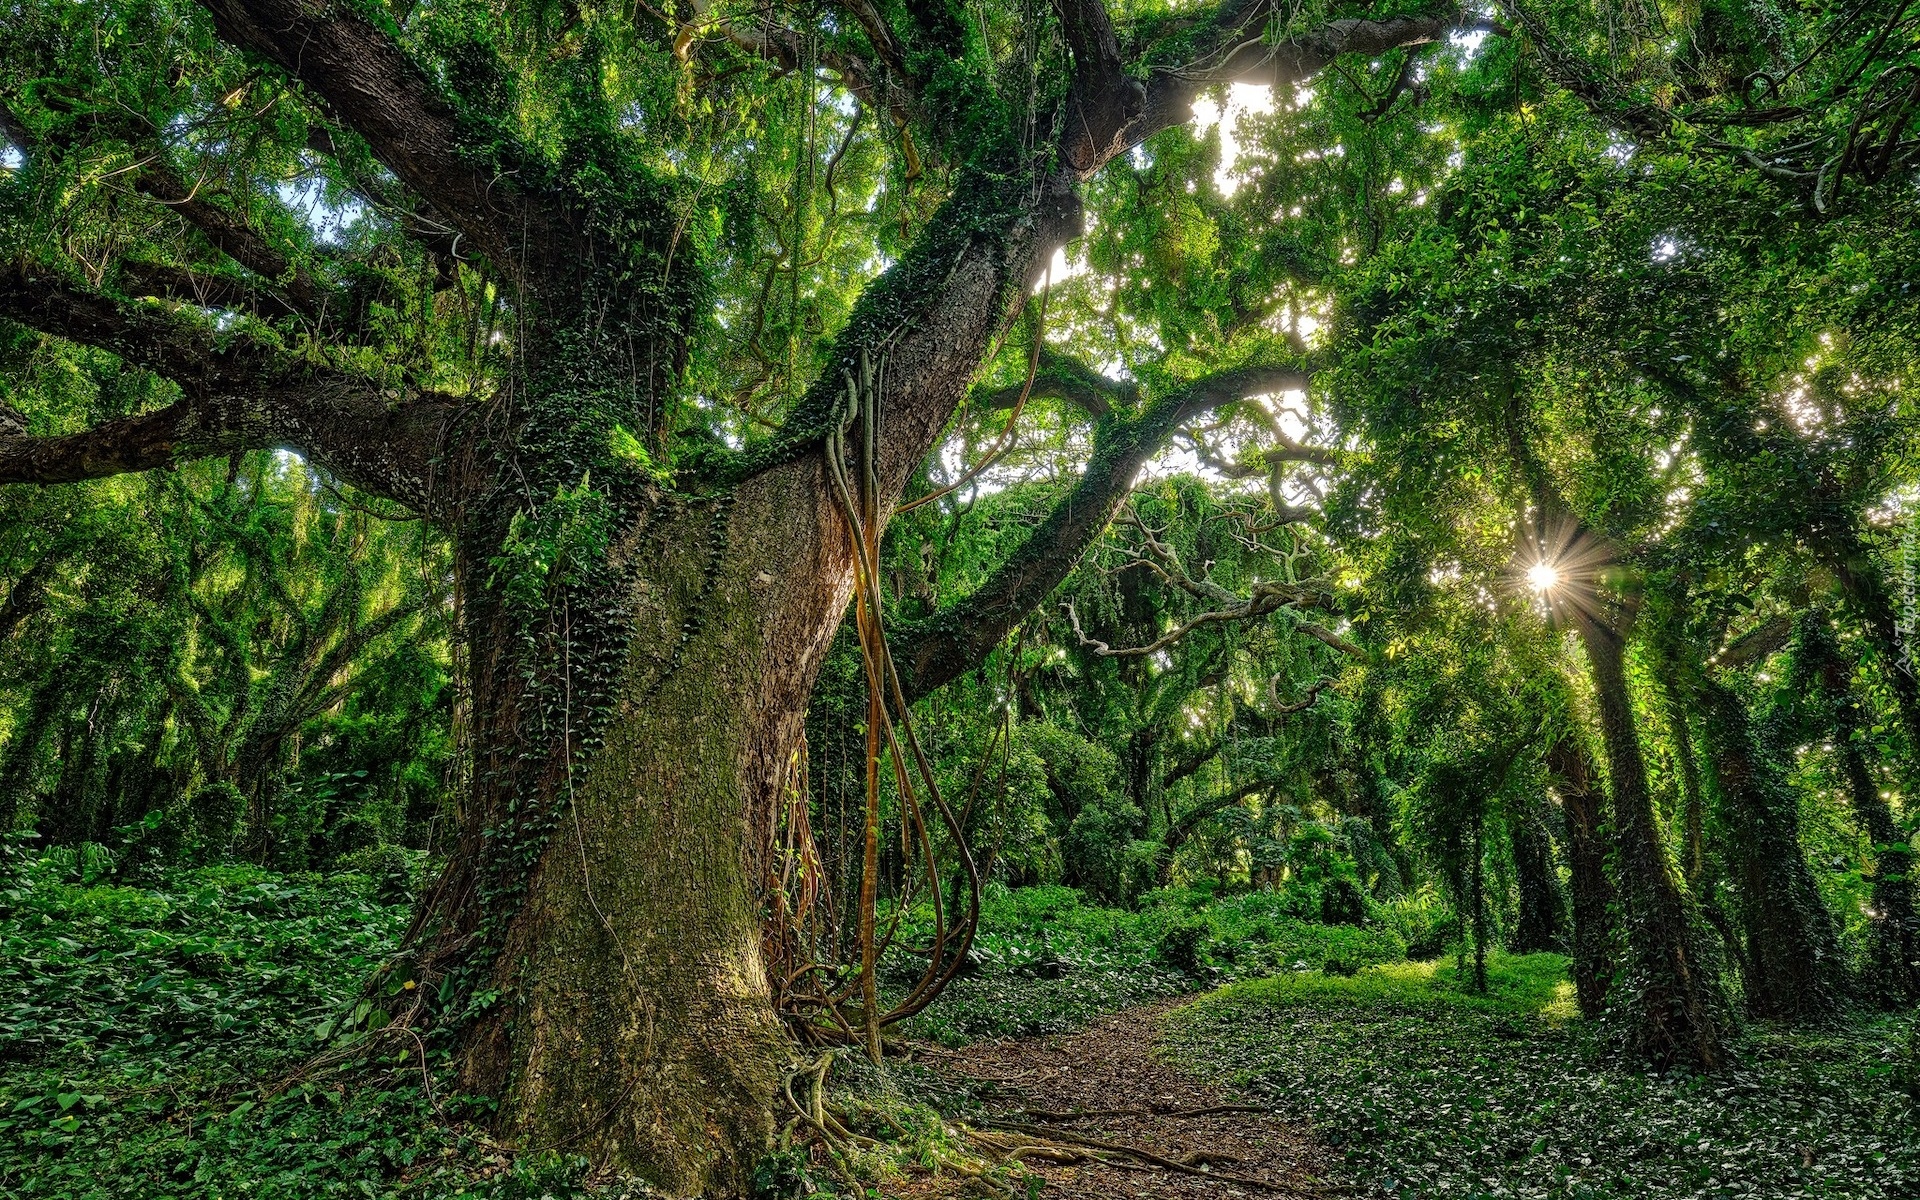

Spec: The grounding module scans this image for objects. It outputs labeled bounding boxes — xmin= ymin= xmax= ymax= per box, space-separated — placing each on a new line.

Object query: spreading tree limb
xmin=894 ymin=362 xmax=1315 ymax=700
xmin=195 ymin=0 xmax=554 ymax=281
xmin=1062 ymin=501 xmax=1359 ymax=660
xmin=0 ymin=265 xmax=465 ymax=506
xmin=133 ymin=160 xmax=332 ymax=319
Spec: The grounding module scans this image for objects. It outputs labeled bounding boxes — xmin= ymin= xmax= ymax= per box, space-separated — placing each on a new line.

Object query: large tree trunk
xmin=1576 ymin=617 xmax=1725 ymax=1069
xmin=402 ymin=172 xmax=1059 ymax=1194
xmin=1812 ymin=631 xmax=1920 ymax=1005
xmin=432 ymin=458 xmax=855 ymax=1194
xmin=1817 ymin=534 xmax=1920 ymax=761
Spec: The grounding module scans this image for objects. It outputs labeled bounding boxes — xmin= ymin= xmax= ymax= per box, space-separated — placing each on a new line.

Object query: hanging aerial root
xmin=778 ymin=343 xmax=982 ymax=1058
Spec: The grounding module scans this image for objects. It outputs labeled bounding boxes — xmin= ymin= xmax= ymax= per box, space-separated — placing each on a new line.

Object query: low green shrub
xmin=336 ymin=843 xmax=433 ymax=906
xmin=1381 ymin=890 xmax=1457 ymax=960
xmin=1265 ymin=920 xmax=1407 ymax=973
xmin=1157 ymin=917 xmax=1212 ymax=974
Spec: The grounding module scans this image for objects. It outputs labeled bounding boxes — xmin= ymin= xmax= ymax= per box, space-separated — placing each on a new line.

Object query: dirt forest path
xmin=908 ymin=998 xmax=1346 ymax=1199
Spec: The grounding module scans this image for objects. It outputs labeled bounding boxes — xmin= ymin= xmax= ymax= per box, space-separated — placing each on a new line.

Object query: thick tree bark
xmin=1545 ymin=732 xmax=1614 ymax=1018
xmin=1575 ymin=616 xmax=1725 ymax=1068
xmin=1814 ymin=532 xmax=1920 ymax=763
xmin=426 ymin=458 xmax=855 ymax=1193
xmin=1694 ymin=677 xmax=1842 ymax=1018
xmin=401 ymin=161 xmax=1058 ymax=1191
xmin=0 ymin=265 xmax=462 ymax=504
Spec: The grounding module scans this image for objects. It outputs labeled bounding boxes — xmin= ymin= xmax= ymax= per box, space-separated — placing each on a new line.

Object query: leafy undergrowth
xmin=897 ymin=883 xmax=1407 ymax=1044
xmin=1166 ymin=953 xmax=1920 ymax=1200
xmin=0 ymin=855 xmax=597 ymax=1200
xmin=0 ymin=858 xmax=1425 ymax=1199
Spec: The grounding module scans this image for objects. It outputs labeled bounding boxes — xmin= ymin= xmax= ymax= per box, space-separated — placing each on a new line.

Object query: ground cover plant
xmin=1169 ymin=956 xmax=1920 ymax=1200
xmin=0 ymin=847 xmax=1421 ymax=1197
xmin=0 ymin=848 xmax=597 ymax=1200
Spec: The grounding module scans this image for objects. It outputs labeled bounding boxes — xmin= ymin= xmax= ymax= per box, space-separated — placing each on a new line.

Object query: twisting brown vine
xmin=761 ymin=347 xmax=986 ymax=1061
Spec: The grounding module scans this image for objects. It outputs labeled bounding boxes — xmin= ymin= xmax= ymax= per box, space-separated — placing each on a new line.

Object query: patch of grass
xmin=1167 ymin=952 xmax=1920 ymax=1200
xmin=1216 ymin=953 xmax=1578 ymax=1020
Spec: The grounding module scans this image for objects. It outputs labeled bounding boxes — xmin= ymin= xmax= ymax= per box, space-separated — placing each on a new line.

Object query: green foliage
xmin=0 ymin=854 xmax=696 ymax=1197
xmin=185 ymin=782 xmax=245 ymax=861
xmin=2 ymin=0 xmax=1919 ymax=1177
xmin=488 ymin=477 xmax=614 ymax=615
xmin=1171 ymin=956 xmax=1920 ymax=1199
xmin=1277 ymin=823 xmax=1368 ymax=924
xmin=1382 ymin=891 xmax=1460 ymax=961
xmin=1262 ymin=919 xmax=1406 ymax=976
xmin=898 ymin=885 xmax=1191 ymax=1044
xmin=900 ymin=883 xmax=1408 ymax=1043
xmin=0 ymin=855 xmax=404 ymax=1068
xmin=966 ymin=722 xmax=1137 ymax=901
xmin=0 ymin=456 xmax=451 ymax=871
xmin=1156 ymin=916 xmax=1211 ymax=974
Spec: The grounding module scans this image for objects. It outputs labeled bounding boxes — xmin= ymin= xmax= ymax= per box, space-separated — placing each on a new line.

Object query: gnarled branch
xmin=1055 ymin=0 xmax=1144 ymax=172
xmin=1064 ymin=579 xmax=1340 ymax=659
xmin=1714 ymin=613 xmax=1796 ymax=670
xmin=973 ymin=346 xmax=1140 ymax=418
xmin=1268 ymin=674 xmax=1332 ymax=714
xmin=2 ymin=87 xmax=341 ymax=323
xmin=1090 ymin=5 xmax=1480 ymax=179
xmin=0 ymin=399 xmax=265 ymax=486
xmin=134 ymin=160 xmax=331 ymax=318
xmin=115 ymin=260 xmax=306 ymax=324
xmin=195 ymin=0 xmax=548 ymax=280
xmin=894 ymin=360 xmax=1313 ymax=700
xmin=0 ymin=264 xmax=469 ymax=508
xmin=1062 ymin=501 xmax=1360 ymax=661
xmin=1 ymin=263 xmax=233 ymax=385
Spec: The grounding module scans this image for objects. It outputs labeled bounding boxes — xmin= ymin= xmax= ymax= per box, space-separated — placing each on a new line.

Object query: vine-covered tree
xmin=0 ymin=0 xmax=1482 ymax=1189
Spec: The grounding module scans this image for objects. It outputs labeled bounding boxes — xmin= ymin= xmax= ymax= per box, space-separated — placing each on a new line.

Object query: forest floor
xmin=905 ymin=996 xmax=1338 ymax=1199
xmin=4 ymin=866 xmax=1917 ymax=1200
xmin=877 ymin=950 xmax=1920 ymax=1200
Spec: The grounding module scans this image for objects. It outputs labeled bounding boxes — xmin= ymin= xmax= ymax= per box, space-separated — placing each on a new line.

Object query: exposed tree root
xmin=1022 ymin=1102 xmax=1268 ymax=1122
xmin=974 ymin=1120 xmax=1301 ymax=1193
